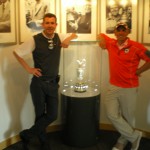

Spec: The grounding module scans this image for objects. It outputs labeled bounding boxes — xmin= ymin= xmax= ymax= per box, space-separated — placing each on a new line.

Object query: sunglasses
xmin=48 ymin=39 xmax=55 ymax=50
xmin=116 ymin=25 xmax=128 ymax=32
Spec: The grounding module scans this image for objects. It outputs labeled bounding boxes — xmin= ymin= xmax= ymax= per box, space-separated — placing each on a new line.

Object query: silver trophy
xmin=74 ymin=59 xmax=88 ymax=92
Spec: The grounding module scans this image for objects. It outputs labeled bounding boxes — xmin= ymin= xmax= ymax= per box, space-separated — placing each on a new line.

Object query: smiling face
xmin=84 ymin=2 xmax=91 ymax=13
xmin=110 ymin=4 xmax=119 ymax=16
xmin=42 ymin=17 xmax=57 ymax=38
xmin=114 ymin=26 xmax=130 ymax=44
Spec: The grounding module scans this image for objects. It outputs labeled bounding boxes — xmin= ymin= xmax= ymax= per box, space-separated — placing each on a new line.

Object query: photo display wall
xmin=0 ymin=0 xmax=150 ymax=45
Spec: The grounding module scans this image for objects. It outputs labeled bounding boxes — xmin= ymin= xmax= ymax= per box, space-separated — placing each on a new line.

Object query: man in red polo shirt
xmin=97 ymin=22 xmax=150 ymax=150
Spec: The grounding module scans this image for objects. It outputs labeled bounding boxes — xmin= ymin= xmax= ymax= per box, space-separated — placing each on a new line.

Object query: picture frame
xmin=100 ymin=0 xmax=138 ymax=40
xmin=0 ymin=0 xmax=16 ymax=44
xmin=60 ymin=0 xmax=97 ymax=41
xmin=142 ymin=0 xmax=150 ymax=44
xmin=19 ymin=0 xmax=56 ymax=43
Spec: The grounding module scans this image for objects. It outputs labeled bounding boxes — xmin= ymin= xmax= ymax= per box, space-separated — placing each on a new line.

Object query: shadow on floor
xmin=3 ymin=130 xmax=150 ymax=150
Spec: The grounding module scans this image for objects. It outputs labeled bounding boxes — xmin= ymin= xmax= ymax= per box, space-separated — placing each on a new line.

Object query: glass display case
xmin=61 ymin=41 xmax=101 ymax=95
xmin=61 ymin=41 xmax=101 ymax=147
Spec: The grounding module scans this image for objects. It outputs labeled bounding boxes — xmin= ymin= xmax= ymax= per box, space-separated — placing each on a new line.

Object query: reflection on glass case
xmin=61 ymin=42 xmax=101 ymax=97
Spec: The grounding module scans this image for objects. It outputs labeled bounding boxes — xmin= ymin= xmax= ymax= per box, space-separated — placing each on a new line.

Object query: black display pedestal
xmin=61 ymin=88 xmax=100 ymax=147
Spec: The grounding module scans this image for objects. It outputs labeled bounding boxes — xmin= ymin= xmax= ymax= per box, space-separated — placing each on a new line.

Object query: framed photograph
xmin=100 ymin=0 xmax=138 ymax=40
xmin=19 ymin=0 xmax=55 ymax=43
xmin=0 ymin=0 xmax=16 ymax=44
xmin=142 ymin=0 xmax=150 ymax=44
xmin=60 ymin=0 xmax=97 ymax=41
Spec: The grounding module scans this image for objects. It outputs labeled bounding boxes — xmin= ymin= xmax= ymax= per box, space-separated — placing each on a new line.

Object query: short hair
xmin=43 ymin=13 xmax=57 ymax=23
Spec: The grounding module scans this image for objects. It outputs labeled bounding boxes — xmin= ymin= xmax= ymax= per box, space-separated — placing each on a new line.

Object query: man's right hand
xmin=28 ymin=68 xmax=42 ymax=77
xmin=97 ymin=34 xmax=106 ymax=49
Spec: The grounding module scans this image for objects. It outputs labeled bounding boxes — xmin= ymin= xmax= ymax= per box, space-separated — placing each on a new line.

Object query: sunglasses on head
xmin=116 ymin=26 xmax=127 ymax=32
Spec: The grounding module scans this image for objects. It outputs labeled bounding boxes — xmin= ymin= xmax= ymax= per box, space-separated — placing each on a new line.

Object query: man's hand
xmin=13 ymin=51 xmax=42 ymax=77
xmin=135 ymin=70 xmax=141 ymax=77
xmin=135 ymin=62 xmax=150 ymax=77
xmin=61 ymin=33 xmax=78 ymax=48
xmin=97 ymin=34 xmax=106 ymax=49
xmin=27 ymin=68 xmax=42 ymax=77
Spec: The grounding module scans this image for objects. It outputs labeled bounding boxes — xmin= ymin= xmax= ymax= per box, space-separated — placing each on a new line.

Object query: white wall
xmin=0 ymin=0 xmax=150 ymax=143
xmin=0 ymin=45 xmax=35 ymax=141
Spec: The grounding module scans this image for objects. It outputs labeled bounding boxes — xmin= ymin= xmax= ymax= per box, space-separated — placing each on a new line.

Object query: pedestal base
xmin=61 ymin=89 xmax=100 ymax=147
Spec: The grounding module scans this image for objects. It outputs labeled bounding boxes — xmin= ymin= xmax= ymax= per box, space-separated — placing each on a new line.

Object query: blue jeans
xmin=29 ymin=77 xmax=59 ymax=142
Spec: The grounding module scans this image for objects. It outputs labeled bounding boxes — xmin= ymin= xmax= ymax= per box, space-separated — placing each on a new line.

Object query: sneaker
xmin=112 ymin=147 xmax=120 ymax=150
xmin=112 ymin=142 xmax=124 ymax=150
xmin=131 ymin=131 xmax=142 ymax=150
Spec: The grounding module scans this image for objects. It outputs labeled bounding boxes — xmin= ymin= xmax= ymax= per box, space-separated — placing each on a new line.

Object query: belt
xmin=37 ymin=75 xmax=60 ymax=83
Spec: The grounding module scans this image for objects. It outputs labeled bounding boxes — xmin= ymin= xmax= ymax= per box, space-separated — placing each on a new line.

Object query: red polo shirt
xmin=101 ymin=34 xmax=150 ymax=88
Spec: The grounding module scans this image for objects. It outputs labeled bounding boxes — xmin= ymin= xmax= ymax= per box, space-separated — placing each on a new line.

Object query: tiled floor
xmin=3 ymin=130 xmax=150 ymax=150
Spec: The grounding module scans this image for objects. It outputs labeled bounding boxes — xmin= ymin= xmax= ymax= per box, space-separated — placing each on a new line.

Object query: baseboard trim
xmin=100 ymin=123 xmax=150 ymax=138
xmin=0 ymin=135 xmax=20 ymax=150
xmin=0 ymin=123 xmax=150 ymax=149
xmin=0 ymin=125 xmax=63 ymax=149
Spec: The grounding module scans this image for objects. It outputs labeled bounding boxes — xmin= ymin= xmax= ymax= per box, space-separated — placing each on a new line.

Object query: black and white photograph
xmin=25 ymin=0 xmax=50 ymax=31
xmin=66 ymin=0 xmax=91 ymax=33
xmin=149 ymin=1 xmax=150 ymax=35
xmin=0 ymin=0 xmax=11 ymax=33
xmin=100 ymin=0 xmax=138 ymax=40
xmin=0 ymin=0 xmax=16 ymax=44
xmin=142 ymin=0 xmax=150 ymax=44
xmin=106 ymin=0 xmax=132 ymax=34
xmin=61 ymin=0 xmax=97 ymax=41
xmin=19 ymin=0 xmax=55 ymax=43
